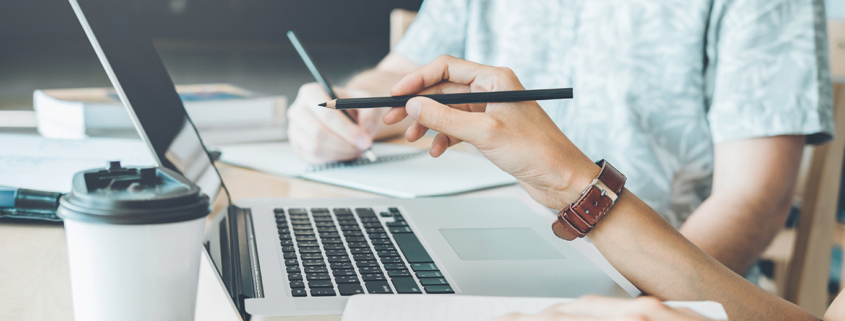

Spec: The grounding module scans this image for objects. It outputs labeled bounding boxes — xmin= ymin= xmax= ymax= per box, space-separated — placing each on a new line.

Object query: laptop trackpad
xmin=440 ymin=228 xmax=564 ymax=260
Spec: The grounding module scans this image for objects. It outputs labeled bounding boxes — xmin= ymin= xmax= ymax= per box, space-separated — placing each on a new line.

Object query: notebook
xmin=341 ymin=295 xmax=729 ymax=321
xmin=217 ymin=142 xmax=518 ymax=198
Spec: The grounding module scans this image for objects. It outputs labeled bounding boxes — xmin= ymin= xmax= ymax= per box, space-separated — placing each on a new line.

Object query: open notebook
xmin=218 ymin=142 xmax=517 ymax=198
xmin=341 ymin=295 xmax=729 ymax=321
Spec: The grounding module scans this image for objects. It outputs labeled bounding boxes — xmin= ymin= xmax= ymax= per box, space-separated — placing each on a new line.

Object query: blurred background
xmin=0 ymin=0 xmax=423 ymax=111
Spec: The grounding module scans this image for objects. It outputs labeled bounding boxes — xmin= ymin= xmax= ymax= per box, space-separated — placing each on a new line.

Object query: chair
xmin=760 ymin=81 xmax=845 ymax=317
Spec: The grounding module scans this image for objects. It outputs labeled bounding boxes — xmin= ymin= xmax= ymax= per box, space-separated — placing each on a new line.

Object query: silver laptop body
xmin=69 ymin=0 xmax=629 ymax=319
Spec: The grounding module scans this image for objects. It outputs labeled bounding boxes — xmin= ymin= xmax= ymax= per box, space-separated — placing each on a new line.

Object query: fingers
xmin=300 ymin=83 xmax=372 ymax=149
xmin=288 ymin=83 xmax=375 ymax=162
xmin=384 ymin=81 xmax=480 ymax=125
xmin=287 ymin=109 xmax=363 ymax=163
xmin=404 ymin=97 xmax=490 ymax=145
xmin=391 ymin=55 xmax=526 ymax=97
xmin=384 ymin=107 xmax=409 ymax=125
xmin=390 ymin=55 xmax=488 ymax=96
xmin=308 ymin=105 xmax=372 ymax=150
xmin=404 ymin=121 xmax=429 ymax=142
xmin=430 ymin=132 xmax=462 ymax=157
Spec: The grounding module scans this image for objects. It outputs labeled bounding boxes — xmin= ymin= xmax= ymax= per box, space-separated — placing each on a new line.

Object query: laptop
xmin=68 ymin=0 xmax=629 ymax=319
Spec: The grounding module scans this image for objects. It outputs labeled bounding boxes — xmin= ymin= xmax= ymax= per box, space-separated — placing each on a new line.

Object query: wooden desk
xmin=0 ymin=139 xmax=626 ymax=321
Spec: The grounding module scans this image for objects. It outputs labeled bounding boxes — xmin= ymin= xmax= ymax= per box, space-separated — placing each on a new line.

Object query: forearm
xmin=680 ymin=192 xmax=791 ymax=274
xmin=679 ymin=135 xmax=804 ymax=274
xmin=588 ymin=189 xmax=815 ymax=321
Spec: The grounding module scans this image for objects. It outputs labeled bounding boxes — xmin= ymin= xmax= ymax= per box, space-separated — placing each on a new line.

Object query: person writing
xmin=383 ymin=55 xmax=831 ymax=321
xmin=287 ymin=0 xmax=833 ymax=278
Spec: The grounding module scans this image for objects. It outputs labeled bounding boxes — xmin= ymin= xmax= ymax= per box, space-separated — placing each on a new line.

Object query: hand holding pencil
xmin=383 ymin=55 xmax=595 ymax=211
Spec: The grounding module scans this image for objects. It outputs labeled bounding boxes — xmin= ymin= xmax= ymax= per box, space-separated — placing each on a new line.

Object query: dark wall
xmin=0 ymin=0 xmax=423 ymax=45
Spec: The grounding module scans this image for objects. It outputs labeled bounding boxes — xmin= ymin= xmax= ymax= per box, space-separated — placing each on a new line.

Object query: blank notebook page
xmin=341 ymin=295 xmax=728 ymax=321
xmin=219 ymin=142 xmax=517 ymax=198
xmin=302 ymin=149 xmax=516 ymax=198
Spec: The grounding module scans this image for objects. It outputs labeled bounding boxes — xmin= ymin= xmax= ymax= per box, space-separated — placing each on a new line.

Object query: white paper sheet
xmin=341 ymin=295 xmax=728 ymax=321
xmin=0 ymin=134 xmax=156 ymax=192
xmin=219 ymin=142 xmax=518 ymax=198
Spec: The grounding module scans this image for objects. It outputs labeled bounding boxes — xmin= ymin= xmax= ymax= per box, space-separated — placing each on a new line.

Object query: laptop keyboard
xmin=275 ymin=207 xmax=455 ymax=297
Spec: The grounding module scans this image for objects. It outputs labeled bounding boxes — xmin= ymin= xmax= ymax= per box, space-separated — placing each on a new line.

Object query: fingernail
xmin=356 ymin=137 xmax=371 ymax=150
xmin=406 ymin=98 xmax=422 ymax=120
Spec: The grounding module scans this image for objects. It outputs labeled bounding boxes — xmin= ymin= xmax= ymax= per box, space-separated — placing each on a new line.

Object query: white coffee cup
xmin=58 ymin=162 xmax=211 ymax=321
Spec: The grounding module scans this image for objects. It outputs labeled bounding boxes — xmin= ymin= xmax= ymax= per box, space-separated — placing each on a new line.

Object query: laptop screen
xmin=68 ymin=0 xmax=223 ymax=200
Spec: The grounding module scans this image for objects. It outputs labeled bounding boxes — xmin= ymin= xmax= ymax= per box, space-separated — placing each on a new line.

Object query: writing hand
xmin=287 ymin=83 xmax=381 ymax=163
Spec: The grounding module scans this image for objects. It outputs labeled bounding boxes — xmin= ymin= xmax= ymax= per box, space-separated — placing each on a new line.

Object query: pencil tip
xmin=318 ymin=102 xmax=327 ymax=107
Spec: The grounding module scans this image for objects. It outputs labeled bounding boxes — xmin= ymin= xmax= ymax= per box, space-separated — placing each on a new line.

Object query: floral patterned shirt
xmin=394 ymin=0 xmax=834 ymax=227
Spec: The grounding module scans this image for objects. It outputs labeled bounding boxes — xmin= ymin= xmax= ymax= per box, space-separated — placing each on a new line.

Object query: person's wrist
xmin=546 ymin=155 xmax=602 ymax=210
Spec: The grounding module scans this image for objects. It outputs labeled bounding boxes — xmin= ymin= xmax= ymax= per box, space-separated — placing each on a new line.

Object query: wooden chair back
xmin=785 ymin=82 xmax=845 ymax=317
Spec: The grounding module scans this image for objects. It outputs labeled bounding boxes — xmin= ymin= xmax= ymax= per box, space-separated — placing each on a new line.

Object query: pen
xmin=287 ymin=30 xmax=378 ymax=162
xmin=0 ymin=186 xmax=64 ymax=222
xmin=318 ymin=88 xmax=574 ymax=110
xmin=0 ymin=186 xmax=63 ymax=209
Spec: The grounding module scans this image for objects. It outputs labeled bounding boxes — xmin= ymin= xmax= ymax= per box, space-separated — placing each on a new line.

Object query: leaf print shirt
xmin=394 ymin=0 xmax=834 ymax=227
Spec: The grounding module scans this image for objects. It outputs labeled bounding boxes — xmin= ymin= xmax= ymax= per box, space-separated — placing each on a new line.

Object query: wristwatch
xmin=552 ymin=160 xmax=626 ymax=241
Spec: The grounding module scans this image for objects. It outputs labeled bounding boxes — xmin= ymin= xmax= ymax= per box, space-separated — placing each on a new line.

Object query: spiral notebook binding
xmin=306 ymin=150 xmax=428 ymax=172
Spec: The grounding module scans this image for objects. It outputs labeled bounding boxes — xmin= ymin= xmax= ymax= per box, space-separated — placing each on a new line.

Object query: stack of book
xmin=34 ymin=84 xmax=286 ymax=145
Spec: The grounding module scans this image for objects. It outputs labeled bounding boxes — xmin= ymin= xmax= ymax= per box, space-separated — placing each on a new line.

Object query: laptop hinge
xmin=223 ymin=205 xmax=262 ymax=321
xmin=243 ymin=208 xmax=264 ymax=299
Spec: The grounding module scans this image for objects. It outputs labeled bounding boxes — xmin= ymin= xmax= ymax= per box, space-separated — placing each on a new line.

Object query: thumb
xmin=405 ymin=97 xmax=486 ymax=144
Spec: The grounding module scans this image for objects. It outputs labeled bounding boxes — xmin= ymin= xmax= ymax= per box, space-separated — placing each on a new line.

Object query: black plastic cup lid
xmin=58 ymin=161 xmax=211 ymax=225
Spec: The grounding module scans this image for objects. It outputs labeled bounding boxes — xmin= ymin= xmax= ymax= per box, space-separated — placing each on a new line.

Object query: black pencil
xmin=319 ymin=88 xmax=573 ymax=110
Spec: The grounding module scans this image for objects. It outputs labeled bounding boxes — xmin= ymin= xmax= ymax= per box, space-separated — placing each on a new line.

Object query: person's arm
xmin=384 ymin=55 xmax=818 ymax=321
xmin=587 ymin=180 xmax=813 ymax=321
xmin=692 ymin=0 xmax=831 ymax=274
xmin=679 ymin=136 xmax=805 ymax=274
xmin=826 ymin=291 xmax=845 ymax=320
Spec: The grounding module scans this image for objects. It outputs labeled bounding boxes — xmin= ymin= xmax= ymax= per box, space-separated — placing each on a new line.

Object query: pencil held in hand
xmin=318 ymin=88 xmax=573 ymax=110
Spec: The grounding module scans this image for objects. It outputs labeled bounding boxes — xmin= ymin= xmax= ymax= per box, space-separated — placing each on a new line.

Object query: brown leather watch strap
xmin=552 ymin=160 xmax=626 ymax=241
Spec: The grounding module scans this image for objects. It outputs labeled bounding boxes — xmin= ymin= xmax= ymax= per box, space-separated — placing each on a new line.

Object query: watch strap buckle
xmin=553 ymin=159 xmax=626 ymax=241
xmin=583 ymin=178 xmax=618 ymax=205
